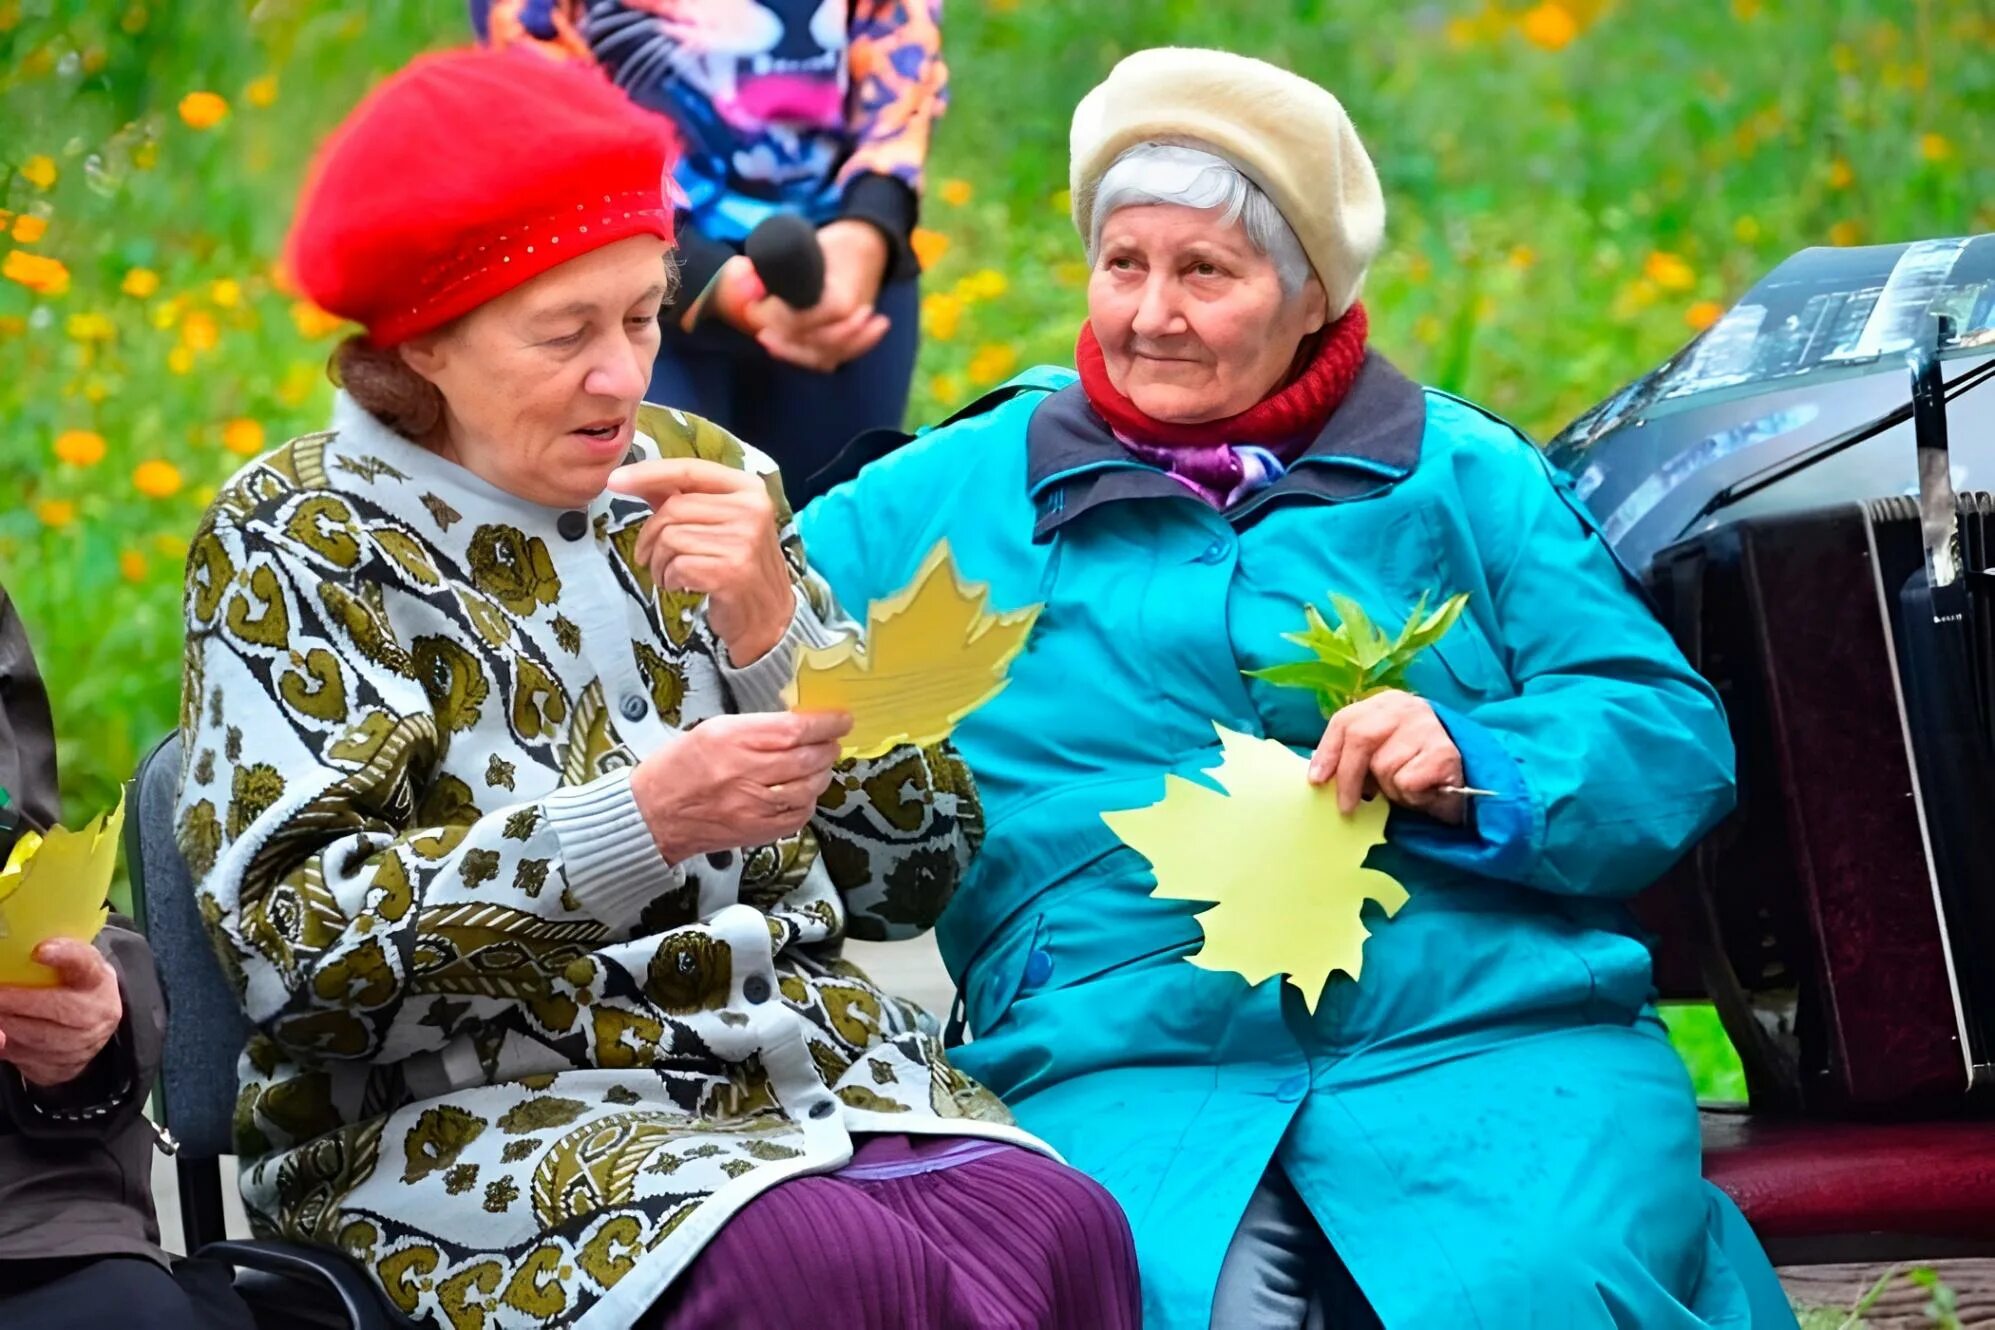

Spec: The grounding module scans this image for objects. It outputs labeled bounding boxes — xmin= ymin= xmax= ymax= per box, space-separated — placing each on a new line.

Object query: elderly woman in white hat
xmin=802 ymin=47 xmax=1798 ymax=1330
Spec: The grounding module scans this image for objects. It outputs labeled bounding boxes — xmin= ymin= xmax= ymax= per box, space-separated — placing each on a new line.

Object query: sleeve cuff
xmin=543 ymin=771 xmax=685 ymax=925
xmin=1388 ymin=701 xmax=1541 ymax=881
xmin=840 ymin=172 xmax=920 ymax=282
xmin=720 ymin=586 xmax=853 ymax=714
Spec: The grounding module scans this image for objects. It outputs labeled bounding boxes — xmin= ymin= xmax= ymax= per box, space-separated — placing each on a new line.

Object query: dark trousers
xmin=0 ymin=1255 xmax=253 ymax=1330
xmin=647 ymin=277 xmax=921 ymax=507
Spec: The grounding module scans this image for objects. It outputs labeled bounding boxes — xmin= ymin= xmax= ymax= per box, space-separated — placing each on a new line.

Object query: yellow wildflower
xmin=3 ymin=249 xmax=69 ymax=296
xmin=1445 ymin=16 xmax=1479 ymax=47
xmin=36 ymin=499 xmax=77 ymax=529
xmin=181 ymin=309 xmax=220 ymax=352
xmin=192 ymin=484 xmax=218 ymax=507
xmin=179 ymin=91 xmax=229 ymax=130
xmin=53 ymin=429 xmax=107 ymax=467
xmin=963 ymin=269 xmax=1007 ymax=300
xmin=209 ymin=278 xmax=242 ymax=308
xmin=921 ymin=292 xmax=963 ymax=341
xmin=1733 ymin=215 xmax=1762 ymax=244
xmin=1507 ymin=245 xmax=1537 ymax=272
xmin=1685 ymin=300 xmax=1726 ymax=332
xmin=928 ymin=373 xmax=960 ymax=404
xmin=910 ymin=228 xmax=950 ymax=270
xmin=1830 ymin=43 xmax=1856 ymax=74
xmin=1827 ymin=158 xmax=1854 ymax=190
xmin=150 ymin=298 xmax=183 ymax=330
xmin=1414 ymin=314 xmax=1444 ymax=345
xmin=1828 ymin=220 xmax=1863 ymax=247
xmin=277 ymin=361 xmax=319 ymax=407
xmin=245 ymin=75 xmax=279 ymax=108
xmin=152 ymin=533 xmax=190 ymax=559
xmin=966 ymin=343 xmax=1018 ymax=387
xmin=1731 ymin=0 xmax=1761 ymax=19
xmin=938 ymin=179 xmax=972 ymax=207
xmin=133 ymin=459 xmax=183 ymax=499
xmin=120 ymin=4 xmax=147 ymax=34
xmin=122 ymin=267 xmax=160 ymax=298
xmin=10 ymin=214 xmax=46 ymax=243
xmin=167 ymin=345 xmax=195 ymax=375
xmin=290 ymin=300 xmax=346 ymax=339
xmin=1642 ymin=251 xmax=1696 ymax=292
xmin=65 ymin=312 xmax=115 ymax=342
xmin=1519 ymin=2 xmax=1579 ymax=50
xmin=81 ymin=47 xmax=107 ymax=75
xmin=1921 ymin=132 xmax=1953 ymax=162
xmin=1051 ymin=188 xmax=1072 ymax=215
xmin=119 ymin=549 xmax=149 ymax=583
xmin=20 ymin=155 xmax=56 ymax=190
xmin=222 ymin=418 xmax=266 ymax=456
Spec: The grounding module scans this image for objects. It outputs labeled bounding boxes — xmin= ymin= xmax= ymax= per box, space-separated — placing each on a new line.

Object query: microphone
xmin=743 ymin=213 xmax=825 ymax=311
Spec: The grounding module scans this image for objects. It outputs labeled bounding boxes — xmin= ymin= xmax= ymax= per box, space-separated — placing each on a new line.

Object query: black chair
xmin=126 ymin=733 xmax=419 ymax=1329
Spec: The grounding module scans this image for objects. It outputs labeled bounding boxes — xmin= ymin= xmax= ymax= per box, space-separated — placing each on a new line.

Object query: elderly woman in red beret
xmin=174 ymin=47 xmax=1137 ymax=1330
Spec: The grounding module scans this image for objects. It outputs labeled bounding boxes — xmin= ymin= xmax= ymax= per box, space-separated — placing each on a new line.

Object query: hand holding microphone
xmin=737 ymin=214 xmax=893 ymax=373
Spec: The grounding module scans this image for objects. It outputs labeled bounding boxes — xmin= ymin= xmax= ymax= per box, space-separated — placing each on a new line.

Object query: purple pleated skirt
xmin=647 ymin=1134 xmax=1141 ymax=1329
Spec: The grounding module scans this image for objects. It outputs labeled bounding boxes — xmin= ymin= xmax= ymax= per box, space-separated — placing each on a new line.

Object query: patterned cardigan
xmin=175 ymin=393 xmax=1043 ymax=1329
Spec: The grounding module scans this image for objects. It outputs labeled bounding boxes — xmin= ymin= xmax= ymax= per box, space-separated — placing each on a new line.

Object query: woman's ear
xmin=397 ymin=331 xmax=447 ymax=384
xmin=1302 ymin=277 xmax=1330 ymax=336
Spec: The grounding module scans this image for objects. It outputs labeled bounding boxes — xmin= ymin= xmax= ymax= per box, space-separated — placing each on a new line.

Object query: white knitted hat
xmin=1069 ymin=47 xmax=1386 ymax=318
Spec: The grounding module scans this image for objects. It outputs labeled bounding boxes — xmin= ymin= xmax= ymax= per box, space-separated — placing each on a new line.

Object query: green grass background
xmin=2 ymin=0 xmax=1988 ymax=1109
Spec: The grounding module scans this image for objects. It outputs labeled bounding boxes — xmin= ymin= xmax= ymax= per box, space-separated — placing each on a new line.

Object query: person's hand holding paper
xmin=0 ymin=795 xmax=124 ymax=1087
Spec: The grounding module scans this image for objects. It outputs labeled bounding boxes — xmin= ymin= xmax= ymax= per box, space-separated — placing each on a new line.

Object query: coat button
xmin=619 ymin=693 xmax=649 ymax=722
xmin=1023 ymin=949 xmax=1054 ymax=987
xmin=1276 ymin=1073 xmax=1309 ymax=1103
xmin=809 ymin=1100 xmax=837 ymax=1120
xmin=557 ymin=510 xmax=590 ymax=541
xmin=743 ymin=976 xmax=772 ymax=1004
xmin=707 ymin=850 xmax=734 ymax=870
xmin=1196 ymin=539 xmax=1230 ymax=565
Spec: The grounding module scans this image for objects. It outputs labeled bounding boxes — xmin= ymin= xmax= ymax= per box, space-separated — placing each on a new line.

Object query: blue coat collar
xmin=1024 ymin=350 xmax=1427 ymax=542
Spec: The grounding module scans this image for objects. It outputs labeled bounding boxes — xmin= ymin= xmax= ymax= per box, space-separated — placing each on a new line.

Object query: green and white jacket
xmin=176 ymin=393 xmax=1043 ymax=1329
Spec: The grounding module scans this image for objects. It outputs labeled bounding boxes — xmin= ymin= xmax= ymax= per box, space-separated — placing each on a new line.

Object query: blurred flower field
xmin=2 ymin=2 xmax=1988 ymax=1096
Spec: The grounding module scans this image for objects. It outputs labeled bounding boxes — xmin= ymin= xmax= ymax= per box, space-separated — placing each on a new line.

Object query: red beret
xmin=288 ymin=46 xmax=678 ymax=347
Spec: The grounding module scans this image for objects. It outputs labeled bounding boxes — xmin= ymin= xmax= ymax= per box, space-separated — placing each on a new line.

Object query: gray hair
xmin=1086 ymin=142 xmax=1313 ymax=297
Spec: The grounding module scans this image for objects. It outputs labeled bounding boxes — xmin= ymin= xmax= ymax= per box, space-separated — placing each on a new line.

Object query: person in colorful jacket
xmin=476 ymin=0 xmax=947 ymax=503
xmin=176 ymin=48 xmax=1136 ymax=1329
xmin=801 ymin=48 xmax=1800 ymax=1330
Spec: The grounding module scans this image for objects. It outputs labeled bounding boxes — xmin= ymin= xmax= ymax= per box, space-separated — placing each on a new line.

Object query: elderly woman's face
xmin=400 ymin=235 xmax=668 ymax=508
xmin=1089 ymin=205 xmax=1327 ymax=424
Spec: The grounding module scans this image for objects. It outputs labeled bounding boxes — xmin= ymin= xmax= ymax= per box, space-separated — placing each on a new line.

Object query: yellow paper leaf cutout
xmin=787 ymin=540 xmax=1041 ymax=761
xmin=1101 ymin=727 xmax=1408 ymax=1012
xmin=0 ymin=794 xmax=124 ymax=988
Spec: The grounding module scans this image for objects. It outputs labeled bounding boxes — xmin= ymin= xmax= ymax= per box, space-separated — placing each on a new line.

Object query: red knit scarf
xmin=1075 ymin=301 xmax=1370 ymax=453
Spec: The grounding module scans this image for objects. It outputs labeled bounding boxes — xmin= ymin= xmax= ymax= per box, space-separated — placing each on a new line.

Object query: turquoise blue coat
xmin=801 ymin=360 xmax=1797 ymax=1330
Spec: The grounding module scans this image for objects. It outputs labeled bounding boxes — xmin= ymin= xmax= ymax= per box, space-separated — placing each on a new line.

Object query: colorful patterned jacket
xmin=474 ymin=0 xmax=947 ymax=296
xmin=176 ymin=394 xmax=1040 ymax=1327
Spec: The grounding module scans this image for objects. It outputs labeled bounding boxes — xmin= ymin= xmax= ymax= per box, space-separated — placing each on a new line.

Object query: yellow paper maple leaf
xmin=1101 ymin=726 xmax=1408 ymax=1012
xmin=787 ymin=540 xmax=1041 ymax=761
xmin=0 ymin=794 xmax=123 ymax=988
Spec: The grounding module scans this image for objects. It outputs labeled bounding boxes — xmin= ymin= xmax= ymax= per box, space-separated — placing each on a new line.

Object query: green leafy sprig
xmin=1247 ymin=591 xmax=1470 ymax=718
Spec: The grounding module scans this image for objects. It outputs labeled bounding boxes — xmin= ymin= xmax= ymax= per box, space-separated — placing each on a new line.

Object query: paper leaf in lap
xmin=787 ymin=540 xmax=1041 ymax=761
xmin=1101 ymin=727 xmax=1407 ymax=1012
xmin=0 ymin=794 xmax=123 ymax=988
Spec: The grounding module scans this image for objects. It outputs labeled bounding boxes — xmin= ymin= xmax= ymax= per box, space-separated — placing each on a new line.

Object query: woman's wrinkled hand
xmin=631 ymin=711 xmax=854 ymax=865
xmin=609 ymin=458 xmax=797 ymax=667
xmin=0 ymin=940 xmax=123 ymax=1088
xmin=1308 ymin=690 xmax=1467 ymax=827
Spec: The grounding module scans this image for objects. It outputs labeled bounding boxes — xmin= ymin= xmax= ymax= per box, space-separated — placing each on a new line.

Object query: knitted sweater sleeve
xmin=176 ymin=505 xmax=684 ymax=1064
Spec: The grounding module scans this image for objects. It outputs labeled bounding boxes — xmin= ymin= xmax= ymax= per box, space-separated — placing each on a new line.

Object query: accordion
xmin=1645 ymin=484 xmax=1995 ymax=1111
